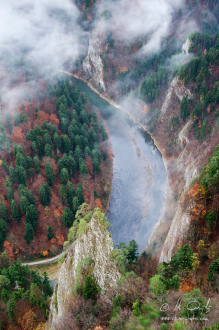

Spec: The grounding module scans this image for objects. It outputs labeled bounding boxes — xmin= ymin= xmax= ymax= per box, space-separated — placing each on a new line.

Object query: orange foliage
xmin=95 ymin=198 xmax=104 ymax=212
xmin=42 ymin=250 xmax=48 ymax=257
xmin=179 ymin=274 xmax=197 ymax=292
xmin=182 ymin=184 xmax=206 ymax=222
xmin=49 ymin=114 xmax=59 ymax=127
xmin=18 ymin=309 xmax=38 ymax=330
xmin=87 ymin=13 xmax=92 ymax=20
xmin=3 ymin=241 xmax=15 ymax=260
xmin=117 ymin=66 xmax=128 ymax=74
xmin=13 ymin=127 xmax=24 ymax=143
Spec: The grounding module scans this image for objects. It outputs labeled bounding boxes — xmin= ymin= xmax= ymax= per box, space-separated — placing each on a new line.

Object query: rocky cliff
xmin=49 ymin=211 xmax=121 ymax=327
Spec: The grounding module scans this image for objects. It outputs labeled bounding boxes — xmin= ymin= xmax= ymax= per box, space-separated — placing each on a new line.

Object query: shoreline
xmin=59 ymin=70 xmax=170 ymax=252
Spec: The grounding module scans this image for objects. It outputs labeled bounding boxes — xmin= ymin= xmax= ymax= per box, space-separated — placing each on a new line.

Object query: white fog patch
xmin=96 ymin=0 xmax=183 ymax=54
xmin=0 ymin=0 xmax=86 ymax=69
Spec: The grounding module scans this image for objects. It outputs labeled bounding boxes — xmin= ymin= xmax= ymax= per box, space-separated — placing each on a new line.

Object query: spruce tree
xmin=62 ymin=207 xmax=74 ymax=227
xmin=33 ymin=156 xmax=40 ymax=174
xmin=45 ymin=163 xmax=55 ymax=186
xmin=61 ymin=168 xmax=69 ymax=185
xmin=45 ymin=143 xmax=53 ymax=157
xmin=11 ymin=200 xmax=20 ymax=221
xmin=47 ymin=226 xmax=54 ymax=240
xmin=76 ymin=184 xmax=85 ymax=205
xmin=9 ymin=166 xmax=16 ymax=184
xmin=24 ymin=223 xmax=34 ymax=244
xmin=26 ymin=204 xmax=38 ymax=229
xmin=20 ymin=196 xmax=29 ymax=214
xmin=0 ymin=203 xmax=7 ymax=221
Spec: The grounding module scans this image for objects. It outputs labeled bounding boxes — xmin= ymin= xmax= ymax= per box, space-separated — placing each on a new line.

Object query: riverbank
xmin=58 ymin=69 xmax=170 ymax=253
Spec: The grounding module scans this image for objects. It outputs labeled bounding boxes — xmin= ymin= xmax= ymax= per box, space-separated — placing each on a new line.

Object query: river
xmin=69 ymin=76 xmax=167 ymax=252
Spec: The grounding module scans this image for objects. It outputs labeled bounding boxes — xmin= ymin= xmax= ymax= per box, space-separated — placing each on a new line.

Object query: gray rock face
xmin=49 ymin=212 xmax=120 ymax=326
xmin=83 ymin=21 xmax=106 ymax=91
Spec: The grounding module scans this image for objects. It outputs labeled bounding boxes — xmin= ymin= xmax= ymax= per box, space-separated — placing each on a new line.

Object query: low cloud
xmin=96 ymin=0 xmax=183 ymax=54
xmin=0 ymin=0 xmax=86 ymax=70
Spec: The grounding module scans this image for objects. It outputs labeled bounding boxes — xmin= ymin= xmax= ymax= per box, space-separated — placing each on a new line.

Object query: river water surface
xmin=70 ymin=76 xmax=167 ymax=252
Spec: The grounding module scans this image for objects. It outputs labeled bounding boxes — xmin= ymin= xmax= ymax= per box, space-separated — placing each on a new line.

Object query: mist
xmin=96 ymin=0 xmax=183 ymax=54
xmin=0 ymin=0 xmax=86 ymax=70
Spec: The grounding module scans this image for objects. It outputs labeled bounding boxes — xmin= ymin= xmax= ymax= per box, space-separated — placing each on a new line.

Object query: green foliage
xmin=11 ymin=200 xmax=20 ymax=221
xmin=24 ymin=223 xmax=34 ymax=244
xmin=47 ymin=226 xmax=54 ymax=240
xmin=180 ymin=96 xmax=190 ymax=119
xmin=208 ymin=258 xmax=219 ymax=291
xmin=141 ymin=68 xmax=168 ymax=103
xmin=39 ymin=183 xmax=52 ymax=206
xmin=0 ymin=219 xmax=9 ymax=250
xmin=26 ymin=204 xmax=38 ymax=229
xmin=201 ymin=145 xmax=219 ymax=191
xmin=180 ymin=289 xmax=209 ymax=322
xmin=149 ymin=274 xmax=167 ymax=296
xmin=132 ymin=299 xmax=141 ymax=316
xmin=62 ymin=207 xmax=74 ymax=227
xmin=45 ymin=162 xmax=55 ymax=186
xmin=20 ymin=196 xmax=29 ymax=214
xmin=82 ymin=275 xmax=97 ymax=300
xmin=61 ymin=167 xmax=69 ymax=184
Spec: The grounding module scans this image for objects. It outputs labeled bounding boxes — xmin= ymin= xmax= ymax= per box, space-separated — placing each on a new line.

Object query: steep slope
xmin=49 ymin=210 xmax=121 ymax=327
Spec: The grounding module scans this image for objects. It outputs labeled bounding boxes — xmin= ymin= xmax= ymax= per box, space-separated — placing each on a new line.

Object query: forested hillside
xmin=0 ymin=71 xmax=112 ymax=260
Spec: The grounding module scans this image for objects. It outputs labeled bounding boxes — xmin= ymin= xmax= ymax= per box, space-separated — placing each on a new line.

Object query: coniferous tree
xmin=24 ymin=223 xmax=34 ymax=244
xmin=59 ymin=185 xmax=66 ymax=205
xmin=11 ymin=200 xmax=20 ymax=221
xmin=79 ymin=159 xmax=89 ymax=175
xmin=62 ymin=207 xmax=74 ymax=227
xmin=8 ymin=187 xmax=14 ymax=204
xmin=53 ymin=132 xmax=61 ymax=150
xmin=6 ymin=114 xmax=12 ymax=134
xmin=69 ymin=155 xmax=76 ymax=177
xmin=26 ymin=156 xmax=33 ymax=169
xmin=26 ymin=204 xmax=38 ymax=229
xmin=15 ymin=152 xmax=26 ymax=168
xmin=20 ymin=196 xmax=29 ymax=214
xmin=0 ymin=203 xmax=7 ymax=221
xmin=0 ymin=219 xmax=8 ymax=250
xmin=76 ymin=184 xmax=85 ymax=205
xmin=45 ymin=163 xmax=55 ymax=186
xmin=45 ymin=143 xmax=53 ymax=157
xmin=33 ymin=156 xmax=40 ymax=175
xmin=61 ymin=168 xmax=69 ymax=185
xmin=27 ymin=190 xmax=35 ymax=205
xmin=66 ymin=182 xmax=75 ymax=208
xmin=9 ymin=166 xmax=16 ymax=184
xmin=16 ymin=166 xmax=27 ymax=185
xmin=72 ymin=196 xmax=79 ymax=216
xmin=180 ymin=96 xmax=190 ymax=119
xmin=47 ymin=226 xmax=54 ymax=241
